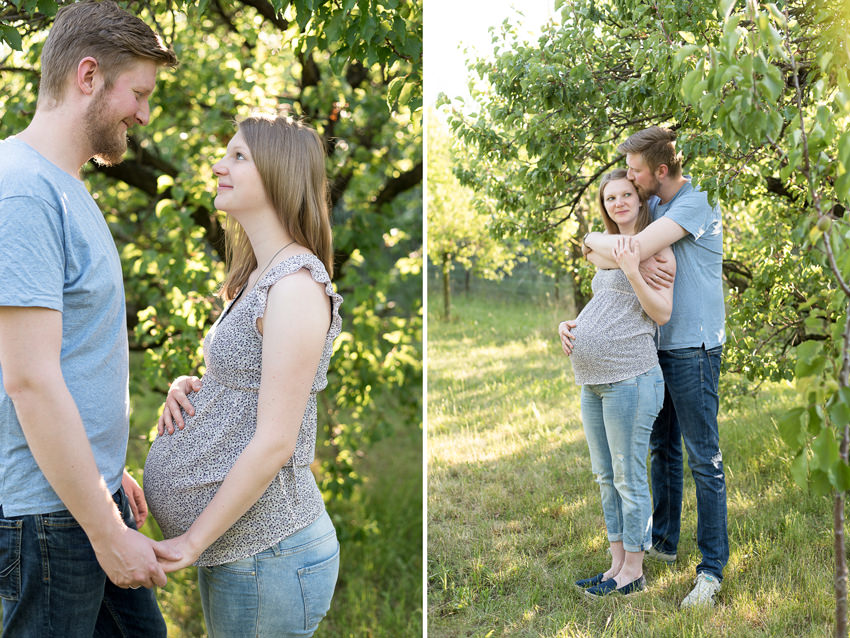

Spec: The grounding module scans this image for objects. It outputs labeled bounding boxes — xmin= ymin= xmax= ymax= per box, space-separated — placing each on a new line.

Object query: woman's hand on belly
xmin=158 ymin=375 xmax=203 ymax=435
xmin=559 ymin=320 xmax=577 ymax=356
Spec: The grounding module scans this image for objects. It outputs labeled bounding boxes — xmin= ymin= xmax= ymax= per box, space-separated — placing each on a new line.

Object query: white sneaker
xmin=681 ymin=572 xmax=721 ymax=608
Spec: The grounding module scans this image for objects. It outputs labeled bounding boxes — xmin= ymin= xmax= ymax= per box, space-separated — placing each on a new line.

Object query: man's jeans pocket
xmin=297 ymin=542 xmax=340 ymax=632
xmin=0 ymin=518 xmax=23 ymax=601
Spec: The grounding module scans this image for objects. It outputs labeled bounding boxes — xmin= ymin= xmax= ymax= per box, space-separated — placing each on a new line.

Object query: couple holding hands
xmin=0 ymin=2 xmax=340 ymax=636
xmin=559 ymin=127 xmax=728 ymax=608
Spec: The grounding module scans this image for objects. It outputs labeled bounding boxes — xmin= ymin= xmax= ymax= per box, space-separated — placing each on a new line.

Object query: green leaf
xmin=832 ymin=461 xmax=850 ymax=492
xmin=777 ymin=407 xmax=806 ymax=449
xmin=36 ymin=0 xmax=57 ymax=16
xmin=673 ymin=44 xmax=701 ymax=67
xmin=387 ymin=76 xmax=405 ymax=109
xmin=838 ymin=131 xmax=850 ymax=168
xmin=807 ymin=403 xmax=825 ymax=434
xmin=398 ymin=80 xmax=414 ymax=107
xmin=682 ymin=68 xmax=704 ymax=104
xmin=811 ymin=469 xmax=833 ymax=496
xmin=796 ymin=340 xmax=825 ymax=377
xmin=765 ymin=3 xmax=788 ymax=28
xmin=812 ymin=426 xmax=840 ymax=471
xmin=0 ymin=26 xmax=23 ymax=51
xmin=790 ymin=450 xmax=808 ymax=488
xmin=758 ymin=70 xmax=783 ymax=103
xmin=828 ymin=395 xmax=850 ymax=428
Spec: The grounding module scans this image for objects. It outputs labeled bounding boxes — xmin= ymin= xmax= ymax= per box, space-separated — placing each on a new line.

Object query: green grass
xmin=427 ymin=290 xmax=834 ymax=637
xmin=124 ymin=357 xmax=423 ymax=637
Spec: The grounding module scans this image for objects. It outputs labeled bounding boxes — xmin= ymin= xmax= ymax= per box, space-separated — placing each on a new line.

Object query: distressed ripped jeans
xmin=581 ymin=365 xmax=664 ymax=552
xmin=650 ymin=345 xmax=729 ymax=580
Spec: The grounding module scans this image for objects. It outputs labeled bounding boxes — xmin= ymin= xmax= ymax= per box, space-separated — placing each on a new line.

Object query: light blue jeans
xmin=198 ymin=511 xmax=339 ymax=638
xmin=581 ymin=366 xmax=664 ymax=552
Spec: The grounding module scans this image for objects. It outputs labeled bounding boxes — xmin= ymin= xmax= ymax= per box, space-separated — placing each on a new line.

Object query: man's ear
xmin=655 ymin=163 xmax=669 ymax=180
xmin=76 ymin=57 xmax=100 ymax=96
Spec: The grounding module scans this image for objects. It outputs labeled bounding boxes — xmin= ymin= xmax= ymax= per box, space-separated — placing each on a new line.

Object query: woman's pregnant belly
xmin=568 ymin=319 xmax=609 ymax=371
xmin=143 ymin=385 xmax=257 ymax=538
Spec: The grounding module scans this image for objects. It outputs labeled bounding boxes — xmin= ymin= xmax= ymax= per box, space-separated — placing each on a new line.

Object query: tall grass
xmin=428 ymin=289 xmax=834 ymax=637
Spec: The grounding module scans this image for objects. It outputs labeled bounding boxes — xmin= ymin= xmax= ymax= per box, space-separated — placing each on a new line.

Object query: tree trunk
xmin=836 ymin=489 xmax=847 ymax=638
xmin=441 ymin=255 xmax=452 ymax=321
xmin=838 ymin=307 xmax=850 ymax=638
xmin=464 ymin=269 xmax=471 ymax=294
xmin=570 ymin=239 xmax=591 ymax=313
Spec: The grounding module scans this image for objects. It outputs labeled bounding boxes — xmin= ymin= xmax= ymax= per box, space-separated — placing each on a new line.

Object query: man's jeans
xmin=0 ymin=487 xmax=166 ymax=638
xmin=581 ymin=366 xmax=665 ymax=553
xmin=650 ymin=345 xmax=729 ymax=580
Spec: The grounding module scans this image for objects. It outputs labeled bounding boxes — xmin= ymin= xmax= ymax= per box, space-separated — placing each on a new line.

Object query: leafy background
xmin=0 ymin=0 xmax=422 ymax=635
xmin=433 ymin=0 xmax=850 ymax=632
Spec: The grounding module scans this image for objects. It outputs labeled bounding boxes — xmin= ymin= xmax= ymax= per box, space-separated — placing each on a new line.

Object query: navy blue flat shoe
xmin=574 ymin=573 xmax=605 ymax=589
xmin=584 ymin=575 xmax=646 ymax=598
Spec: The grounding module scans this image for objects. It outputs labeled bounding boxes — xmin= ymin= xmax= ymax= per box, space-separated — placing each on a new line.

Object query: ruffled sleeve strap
xmin=250 ymin=253 xmax=343 ymax=341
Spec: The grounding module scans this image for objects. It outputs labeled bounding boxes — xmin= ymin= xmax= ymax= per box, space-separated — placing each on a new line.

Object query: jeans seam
xmin=254 ymin=567 xmax=261 ymax=638
xmin=35 ymin=516 xmax=50 ymax=586
xmin=100 ymin=596 xmax=130 ymax=638
xmin=269 ymin=528 xmax=336 ymax=560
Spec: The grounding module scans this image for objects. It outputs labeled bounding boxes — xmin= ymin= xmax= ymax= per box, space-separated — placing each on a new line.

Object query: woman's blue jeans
xmin=650 ymin=345 xmax=728 ymax=580
xmin=581 ymin=366 xmax=664 ymax=553
xmin=198 ymin=510 xmax=339 ymax=638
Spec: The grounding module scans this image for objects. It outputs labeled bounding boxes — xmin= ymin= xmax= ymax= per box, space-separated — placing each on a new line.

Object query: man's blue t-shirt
xmin=651 ymin=180 xmax=726 ymax=350
xmin=0 ymin=138 xmax=129 ymax=516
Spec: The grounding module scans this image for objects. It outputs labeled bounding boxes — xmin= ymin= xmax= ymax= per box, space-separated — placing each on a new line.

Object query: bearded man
xmin=0 ymin=2 xmax=181 ymax=635
xmin=563 ymin=126 xmax=727 ymax=608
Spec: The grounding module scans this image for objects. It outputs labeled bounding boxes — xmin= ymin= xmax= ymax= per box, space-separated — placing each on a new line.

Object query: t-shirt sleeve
xmin=662 ymin=190 xmax=717 ymax=242
xmin=0 ymin=196 xmax=65 ymax=311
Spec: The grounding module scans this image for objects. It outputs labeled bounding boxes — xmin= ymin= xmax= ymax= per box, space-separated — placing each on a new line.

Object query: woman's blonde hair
xmin=220 ymin=114 xmax=334 ymax=301
xmin=597 ymin=169 xmax=652 ymax=235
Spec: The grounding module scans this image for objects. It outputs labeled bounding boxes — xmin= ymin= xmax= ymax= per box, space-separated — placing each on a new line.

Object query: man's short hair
xmin=617 ymin=126 xmax=682 ymax=177
xmin=39 ymin=0 xmax=177 ymax=107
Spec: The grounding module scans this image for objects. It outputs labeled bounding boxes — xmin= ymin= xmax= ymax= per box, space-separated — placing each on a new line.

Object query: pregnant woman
xmin=143 ymin=113 xmax=342 ymax=636
xmin=559 ymin=168 xmax=675 ymax=597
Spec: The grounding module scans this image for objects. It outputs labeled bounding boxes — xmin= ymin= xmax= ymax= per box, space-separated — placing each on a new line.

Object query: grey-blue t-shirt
xmin=651 ymin=180 xmax=726 ymax=350
xmin=0 ymin=138 xmax=129 ymax=516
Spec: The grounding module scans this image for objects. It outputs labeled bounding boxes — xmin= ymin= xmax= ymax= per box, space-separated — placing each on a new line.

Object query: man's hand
xmin=639 ymin=254 xmax=675 ymax=290
xmin=559 ymin=320 xmax=577 ymax=356
xmin=158 ymin=375 xmax=202 ymax=435
xmin=91 ymin=526 xmax=181 ymax=589
xmin=121 ymin=469 xmax=148 ymax=528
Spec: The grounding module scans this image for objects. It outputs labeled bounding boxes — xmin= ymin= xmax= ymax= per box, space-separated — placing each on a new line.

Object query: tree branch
xmin=0 ymin=66 xmax=39 ymax=76
xmin=373 ymin=161 xmax=422 ymax=208
xmin=235 ymin=0 xmax=288 ymax=30
xmin=543 ymin=156 xmax=623 ymax=232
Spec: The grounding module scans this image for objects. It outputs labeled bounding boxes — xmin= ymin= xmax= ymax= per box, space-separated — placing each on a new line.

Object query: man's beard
xmin=635 ymin=177 xmax=661 ymax=199
xmin=84 ymin=89 xmax=128 ymax=166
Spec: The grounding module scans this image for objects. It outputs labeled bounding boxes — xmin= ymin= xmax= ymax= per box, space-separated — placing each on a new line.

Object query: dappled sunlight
xmin=429 ymin=293 xmax=838 ymax=636
xmin=539 ymin=496 xmax=590 ymax=523
xmin=429 ymin=416 xmax=585 ymax=466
